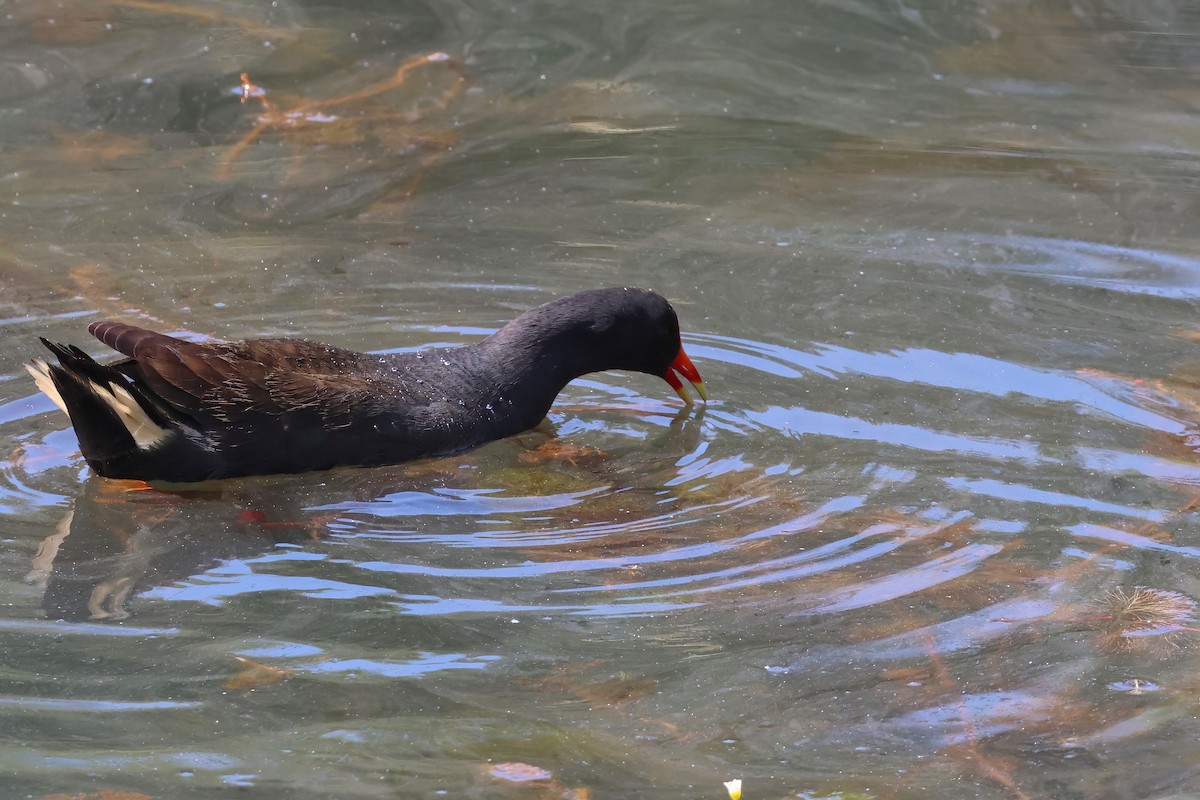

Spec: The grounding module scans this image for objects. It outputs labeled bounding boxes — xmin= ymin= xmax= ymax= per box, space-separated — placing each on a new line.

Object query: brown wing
xmin=90 ymin=322 xmax=396 ymax=425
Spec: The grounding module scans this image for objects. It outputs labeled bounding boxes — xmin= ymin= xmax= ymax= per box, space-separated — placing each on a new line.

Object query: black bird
xmin=29 ymin=287 xmax=706 ymax=482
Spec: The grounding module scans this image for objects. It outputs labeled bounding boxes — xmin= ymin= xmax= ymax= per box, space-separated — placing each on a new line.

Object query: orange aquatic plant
xmin=218 ymin=51 xmax=468 ymax=180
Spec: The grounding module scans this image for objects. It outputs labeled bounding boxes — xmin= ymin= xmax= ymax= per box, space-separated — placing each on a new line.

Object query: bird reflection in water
xmin=25 ymin=406 xmax=705 ymax=622
xmin=30 ymin=476 xmax=323 ymax=622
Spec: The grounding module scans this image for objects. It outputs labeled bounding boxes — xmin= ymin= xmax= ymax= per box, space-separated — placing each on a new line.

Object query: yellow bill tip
xmin=664 ymin=346 xmax=707 ymax=405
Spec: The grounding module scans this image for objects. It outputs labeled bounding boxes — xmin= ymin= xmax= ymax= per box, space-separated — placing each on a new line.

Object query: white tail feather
xmin=25 ymin=361 xmax=68 ymax=414
xmin=95 ymin=382 xmax=170 ymax=449
xmin=27 ymin=360 xmax=169 ymax=450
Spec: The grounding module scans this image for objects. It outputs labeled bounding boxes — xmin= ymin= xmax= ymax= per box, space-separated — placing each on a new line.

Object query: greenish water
xmin=5 ymin=1 xmax=1200 ymax=797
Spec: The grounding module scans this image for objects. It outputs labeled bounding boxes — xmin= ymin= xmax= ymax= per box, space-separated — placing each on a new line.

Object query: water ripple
xmin=5 ymin=323 xmax=1187 ymax=635
xmin=0 ymin=697 xmax=200 ymax=712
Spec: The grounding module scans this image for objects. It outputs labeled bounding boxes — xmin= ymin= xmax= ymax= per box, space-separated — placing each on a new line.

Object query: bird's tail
xmin=28 ymin=340 xmax=172 ymax=470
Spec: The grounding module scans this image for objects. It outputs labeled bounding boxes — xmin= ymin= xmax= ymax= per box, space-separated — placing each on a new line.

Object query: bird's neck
xmin=470 ymin=333 xmax=581 ymax=434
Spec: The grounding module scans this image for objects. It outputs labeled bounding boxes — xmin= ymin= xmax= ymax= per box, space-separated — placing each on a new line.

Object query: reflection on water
xmin=6 ymin=0 xmax=1200 ymax=798
xmin=9 ymin=327 xmax=1200 ymax=796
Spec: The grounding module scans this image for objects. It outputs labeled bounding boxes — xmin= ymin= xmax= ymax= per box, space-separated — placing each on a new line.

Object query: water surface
xmin=4 ymin=1 xmax=1200 ymax=798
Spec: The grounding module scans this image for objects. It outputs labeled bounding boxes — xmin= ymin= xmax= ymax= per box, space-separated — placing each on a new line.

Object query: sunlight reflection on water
xmin=5 ymin=0 xmax=1200 ymax=797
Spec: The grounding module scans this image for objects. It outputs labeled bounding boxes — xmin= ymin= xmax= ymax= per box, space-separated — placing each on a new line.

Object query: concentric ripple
xmin=6 ymin=326 xmax=1198 ymax=635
